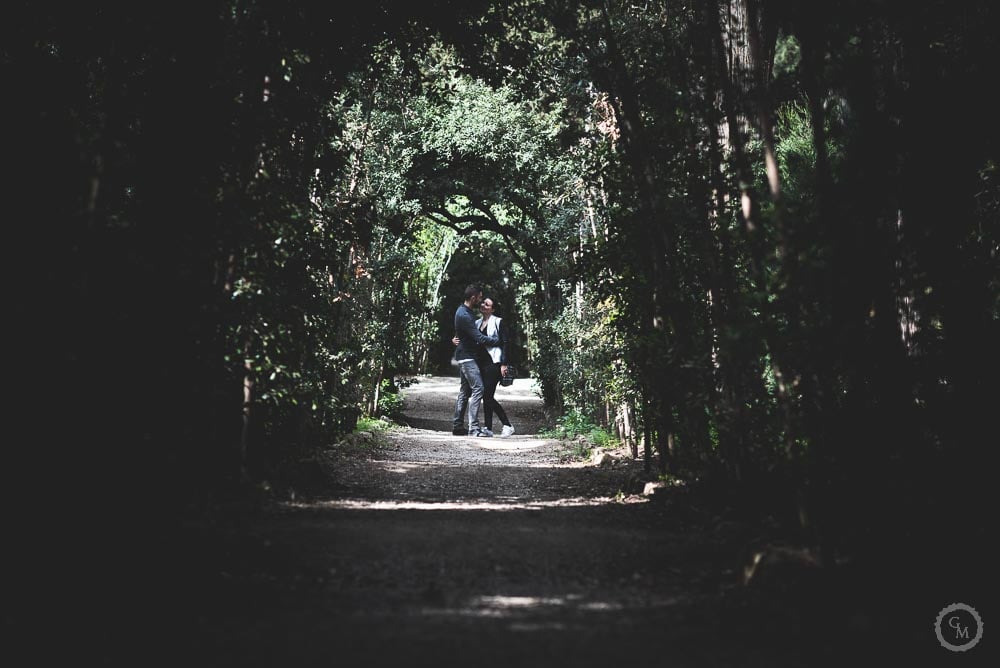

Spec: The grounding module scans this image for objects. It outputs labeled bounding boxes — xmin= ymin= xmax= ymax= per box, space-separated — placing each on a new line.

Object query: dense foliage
xmin=9 ymin=0 xmax=996 ymax=574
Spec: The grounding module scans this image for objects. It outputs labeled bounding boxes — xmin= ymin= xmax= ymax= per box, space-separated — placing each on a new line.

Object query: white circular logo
xmin=934 ymin=603 xmax=983 ymax=652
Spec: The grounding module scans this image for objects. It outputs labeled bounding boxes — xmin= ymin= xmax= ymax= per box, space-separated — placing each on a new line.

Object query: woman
xmin=475 ymin=297 xmax=515 ymax=438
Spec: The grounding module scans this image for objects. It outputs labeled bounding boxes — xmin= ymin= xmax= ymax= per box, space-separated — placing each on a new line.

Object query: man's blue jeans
xmin=453 ymin=360 xmax=485 ymax=431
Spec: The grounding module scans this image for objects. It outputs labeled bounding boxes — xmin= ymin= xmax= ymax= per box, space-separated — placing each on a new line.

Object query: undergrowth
xmin=541 ymin=408 xmax=618 ymax=460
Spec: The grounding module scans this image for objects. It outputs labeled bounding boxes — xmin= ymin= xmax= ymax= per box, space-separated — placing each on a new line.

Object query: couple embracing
xmin=452 ymin=284 xmax=515 ymax=438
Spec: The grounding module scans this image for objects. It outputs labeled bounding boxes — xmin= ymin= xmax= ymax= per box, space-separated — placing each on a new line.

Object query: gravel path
xmin=322 ymin=375 xmax=643 ymax=506
xmin=180 ymin=376 xmax=924 ymax=667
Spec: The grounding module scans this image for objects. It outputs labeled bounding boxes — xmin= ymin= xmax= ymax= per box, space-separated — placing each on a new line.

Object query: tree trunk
xmin=707 ymin=0 xmax=789 ymax=482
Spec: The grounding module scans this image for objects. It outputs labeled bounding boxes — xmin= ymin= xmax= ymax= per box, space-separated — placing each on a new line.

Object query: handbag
xmin=499 ymin=363 xmax=516 ymax=387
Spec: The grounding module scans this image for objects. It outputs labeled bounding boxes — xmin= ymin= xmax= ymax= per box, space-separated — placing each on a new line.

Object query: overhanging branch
xmin=423 ymin=200 xmax=545 ymax=295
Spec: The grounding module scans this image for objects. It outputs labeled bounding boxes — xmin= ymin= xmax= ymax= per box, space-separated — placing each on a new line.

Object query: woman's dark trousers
xmin=480 ymin=361 xmax=509 ymax=430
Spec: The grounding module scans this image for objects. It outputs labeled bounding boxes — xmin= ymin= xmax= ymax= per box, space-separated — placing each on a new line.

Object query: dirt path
xmin=178 ymin=376 xmax=929 ymax=667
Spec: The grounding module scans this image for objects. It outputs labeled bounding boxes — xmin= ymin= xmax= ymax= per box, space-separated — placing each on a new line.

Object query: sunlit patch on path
xmin=416 ymin=592 xmax=690 ymax=622
xmin=280 ymin=374 xmax=648 ymax=509
xmin=283 ymin=495 xmax=645 ymax=511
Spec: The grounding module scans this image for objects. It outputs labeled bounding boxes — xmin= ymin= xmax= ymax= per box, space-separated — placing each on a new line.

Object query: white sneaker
xmin=500 ymin=425 xmax=515 ymax=438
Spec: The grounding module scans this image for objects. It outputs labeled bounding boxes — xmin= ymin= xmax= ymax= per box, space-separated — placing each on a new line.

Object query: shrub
xmin=542 ymin=408 xmax=618 ymax=451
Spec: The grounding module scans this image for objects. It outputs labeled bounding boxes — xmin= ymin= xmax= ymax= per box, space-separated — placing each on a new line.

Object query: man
xmin=452 ymin=285 xmax=499 ymax=436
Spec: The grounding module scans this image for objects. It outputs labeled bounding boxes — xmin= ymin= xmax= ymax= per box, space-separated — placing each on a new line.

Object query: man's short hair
xmin=463 ymin=284 xmax=482 ymax=301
